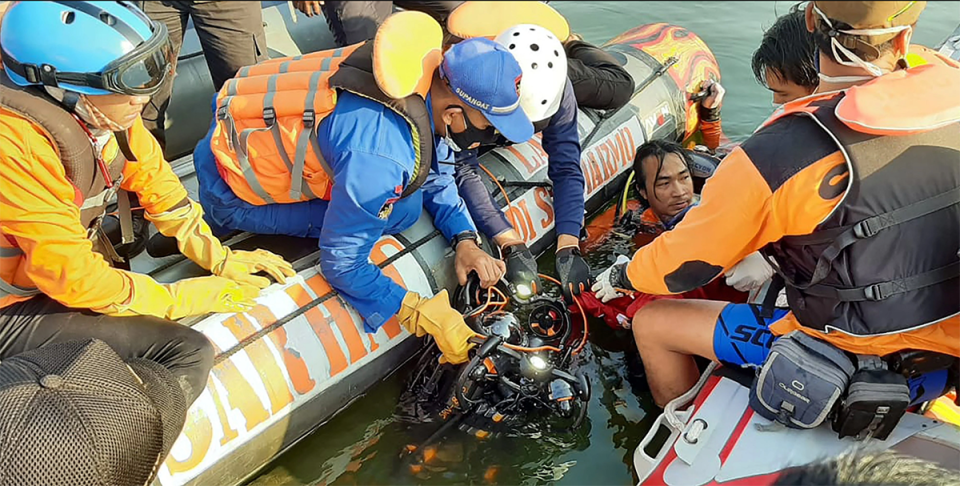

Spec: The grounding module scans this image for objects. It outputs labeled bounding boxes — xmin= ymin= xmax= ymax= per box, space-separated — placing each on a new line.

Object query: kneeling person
xmin=195 ymin=16 xmax=533 ymax=364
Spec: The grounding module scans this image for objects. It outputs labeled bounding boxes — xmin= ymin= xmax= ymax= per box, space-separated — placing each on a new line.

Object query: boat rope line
xmin=213 ymin=229 xmax=442 ymax=365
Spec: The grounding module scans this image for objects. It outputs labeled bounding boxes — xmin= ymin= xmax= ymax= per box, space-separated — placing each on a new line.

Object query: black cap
xmin=0 ymin=339 xmax=180 ymax=486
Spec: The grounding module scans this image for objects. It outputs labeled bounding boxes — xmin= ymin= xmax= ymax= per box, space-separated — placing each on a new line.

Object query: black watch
xmin=452 ymin=230 xmax=481 ymax=249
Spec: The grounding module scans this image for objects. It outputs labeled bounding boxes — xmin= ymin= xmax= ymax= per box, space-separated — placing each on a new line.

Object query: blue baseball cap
xmin=439 ymin=38 xmax=534 ymax=144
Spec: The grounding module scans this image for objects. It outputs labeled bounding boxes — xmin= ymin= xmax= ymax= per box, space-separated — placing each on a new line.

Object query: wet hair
xmin=632 ymin=140 xmax=692 ymax=204
xmin=752 ymin=7 xmax=819 ymax=90
xmin=775 ymin=449 xmax=960 ymax=485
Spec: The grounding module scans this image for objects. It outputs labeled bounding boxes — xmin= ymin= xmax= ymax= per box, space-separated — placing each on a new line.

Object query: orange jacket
xmin=0 ymin=111 xmax=187 ymax=310
xmin=624 ymin=54 xmax=960 ymax=357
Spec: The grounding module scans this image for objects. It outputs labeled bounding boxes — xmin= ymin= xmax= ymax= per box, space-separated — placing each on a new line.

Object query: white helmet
xmin=495 ymin=24 xmax=567 ymax=123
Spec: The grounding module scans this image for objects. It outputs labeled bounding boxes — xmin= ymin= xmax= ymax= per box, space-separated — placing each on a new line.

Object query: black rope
xmin=213 ymin=229 xmax=442 ymax=365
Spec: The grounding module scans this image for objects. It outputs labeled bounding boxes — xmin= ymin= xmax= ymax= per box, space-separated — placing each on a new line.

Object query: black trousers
xmin=322 ymin=1 xmax=464 ymax=47
xmin=0 ymin=296 xmax=214 ymax=406
xmin=137 ymin=1 xmax=268 ymax=152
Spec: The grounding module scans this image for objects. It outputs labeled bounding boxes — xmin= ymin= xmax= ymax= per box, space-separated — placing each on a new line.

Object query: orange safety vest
xmin=211 ymin=40 xmax=438 ymax=206
xmin=0 ymin=72 xmax=132 ymax=304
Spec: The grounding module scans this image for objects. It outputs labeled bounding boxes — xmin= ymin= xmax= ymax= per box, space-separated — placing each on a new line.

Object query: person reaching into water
xmin=452 ymin=22 xmax=592 ymax=305
xmin=444 ymin=1 xmax=632 ymax=305
xmin=0 ymin=1 xmax=295 ymax=409
xmin=192 ymin=13 xmax=532 ymax=365
xmin=592 ymin=0 xmax=959 ymax=407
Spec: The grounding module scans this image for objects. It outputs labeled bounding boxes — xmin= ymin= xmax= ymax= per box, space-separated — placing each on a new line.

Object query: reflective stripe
xmin=79 ymin=184 xmax=120 ymax=211
xmin=238 ymin=66 xmax=251 ymax=78
xmin=320 ymin=57 xmax=332 ymax=72
xmin=0 ymin=238 xmax=49 ymax=300
xmin=279 ymin=61 xmax=291 ymax=74
xmin=0 ymin=277 xmax=39 ymax=298
xmin=332 ymin=48 xmax=344 ymax=58
xmin=290 ymin=70 xmax=323 ymax=200
xmin=0 ymin=246 xmax=23 ymax=257
xmin=227 ymin=79 xmax=239 ymax=97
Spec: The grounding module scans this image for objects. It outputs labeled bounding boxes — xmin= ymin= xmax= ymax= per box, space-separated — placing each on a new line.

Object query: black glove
xmin=556 ymin=246 xmax=592 ymax=303
xmin=501 ymin=243 xmax=541 ymax=301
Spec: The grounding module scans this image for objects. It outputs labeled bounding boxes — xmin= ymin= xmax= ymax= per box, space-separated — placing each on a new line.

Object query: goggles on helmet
xmin=2 ymin=19 xmax=174 ymax=96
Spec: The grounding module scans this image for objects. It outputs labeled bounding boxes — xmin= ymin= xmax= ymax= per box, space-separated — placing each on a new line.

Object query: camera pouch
xmin=749 ymin=331 xmax=856 ymax=429
xmin=832 ymin=355 xmax=910 ymax=441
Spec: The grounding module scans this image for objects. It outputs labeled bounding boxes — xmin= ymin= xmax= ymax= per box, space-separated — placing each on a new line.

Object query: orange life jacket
xmin=759 ymin=60 xmax=960 ymax=339
xmin=211 ymin=11 xmax=444 ymax=206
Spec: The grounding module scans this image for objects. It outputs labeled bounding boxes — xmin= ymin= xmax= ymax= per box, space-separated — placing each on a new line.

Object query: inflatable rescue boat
xmin=629 ymin=24 xmax=960 ymax=486
xmin=141 ymin=4 xmax=721 ymax=485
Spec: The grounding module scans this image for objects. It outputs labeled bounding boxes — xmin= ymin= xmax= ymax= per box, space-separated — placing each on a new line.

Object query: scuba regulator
xmin=399 ymin=272 xmax=591 ymax=441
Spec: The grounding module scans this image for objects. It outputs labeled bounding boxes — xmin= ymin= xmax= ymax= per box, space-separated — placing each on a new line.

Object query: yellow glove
xmin=397 ymin=290 xmax=475 ymax=364
xmin=93 ymin=271 xmax=258 ymax=320
xmin=212 ymin=248 xmax=296 ymax=289
xmin=146 ymin=199 xmax=294 ymax=289
xmin=164 ymin=276 xmax=260 ymax=319
xmin=146 ymin=199 xmax=227 ymax=270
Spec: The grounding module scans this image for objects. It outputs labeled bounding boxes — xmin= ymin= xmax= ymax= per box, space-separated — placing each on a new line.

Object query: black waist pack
xmin=749 ymin=331 xmax=856 ymax=429
xmin=832 ymin=355 xmax=910 ymax=441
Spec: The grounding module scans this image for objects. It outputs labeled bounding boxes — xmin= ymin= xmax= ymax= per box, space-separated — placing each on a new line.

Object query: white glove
xmin=591 ymin=255 xmax=631 ymax=303
xmin=724 ymin=252 xmax=775 ymax=292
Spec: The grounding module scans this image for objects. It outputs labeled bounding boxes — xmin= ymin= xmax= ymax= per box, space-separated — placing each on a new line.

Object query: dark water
xmin=248 ymin=3 xmax=960 ymax=485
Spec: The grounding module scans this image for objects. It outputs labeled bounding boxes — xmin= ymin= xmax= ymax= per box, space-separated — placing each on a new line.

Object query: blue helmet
xmin=0 ymin=1 xmax=174 ymax=96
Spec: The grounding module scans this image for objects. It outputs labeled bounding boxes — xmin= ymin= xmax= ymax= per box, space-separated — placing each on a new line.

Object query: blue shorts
xmin=713 ymin=304 xmax=948 ymax=405
xmin=713 ymin=303 xmax=789 ymax=367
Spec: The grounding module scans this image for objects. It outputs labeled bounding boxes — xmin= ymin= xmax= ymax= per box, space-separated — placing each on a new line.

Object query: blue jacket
xmin=195 ymin=92 xmax=476 ymax=332
xmin=454 ymin=79 xmax=584 ymax=239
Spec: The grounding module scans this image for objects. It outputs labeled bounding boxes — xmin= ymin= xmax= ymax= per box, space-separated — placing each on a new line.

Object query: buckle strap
xmin=803 ymin=261 xmax=959 ymax=302
xmin=224 ymin=95 xmax=276 ymax=205
xmin=854 ymin=188 xmax=960 ymax=239
xmin=792 ymin=188 xmax=960 ymax=290
xmin=290 ymin=70 xmax=324 ymax=201
xmin=759 ymin=274 xmax=785 ymax=319
xmin=855 ymin=354 xmax=887 ymax=371
xmin=117 ymin=189 xmax=134 ymax=245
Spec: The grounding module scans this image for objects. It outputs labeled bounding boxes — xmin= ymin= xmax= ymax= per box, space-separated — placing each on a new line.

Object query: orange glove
xmin=397 ymin=290 xmax=475 ymax=364
xmin=146 ymin=199 xmax=294 ymax=288
xmin=92 ymin=271 xmax=258 ymax=320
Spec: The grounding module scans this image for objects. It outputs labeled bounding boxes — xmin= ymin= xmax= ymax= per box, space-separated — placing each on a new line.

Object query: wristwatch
xmin=452 ymin=230 xmax=482 ymax=249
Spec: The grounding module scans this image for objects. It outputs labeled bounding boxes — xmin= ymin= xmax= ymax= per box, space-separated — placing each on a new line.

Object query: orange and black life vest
xmin=760 ymin=80 xmax=959 ymax=337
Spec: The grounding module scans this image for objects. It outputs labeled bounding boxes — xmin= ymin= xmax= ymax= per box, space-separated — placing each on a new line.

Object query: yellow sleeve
xmin=625 ymin=147 xmax=777 ymax=294
xmin=0 ymin=113 xmax=140 ymax=310
xmin=119 ymin=117 xmax=189 ymax=214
